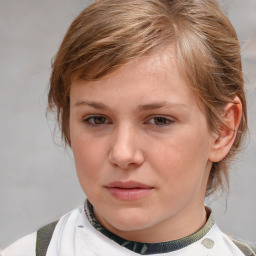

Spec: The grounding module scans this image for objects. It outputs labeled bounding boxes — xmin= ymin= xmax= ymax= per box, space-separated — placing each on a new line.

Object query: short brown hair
xmin=48 ymin=0 xmax=247 ymax=195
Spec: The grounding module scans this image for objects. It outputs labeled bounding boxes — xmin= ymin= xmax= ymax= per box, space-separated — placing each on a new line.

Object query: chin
xmin=92 ymin=197 xmax=158 ymax=232
xmin=103 ymin=208 xmax=155 ymax=232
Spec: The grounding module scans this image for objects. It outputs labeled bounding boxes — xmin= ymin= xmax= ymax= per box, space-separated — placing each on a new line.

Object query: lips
xmin=105 ymin=181 xmax=153 ymax=201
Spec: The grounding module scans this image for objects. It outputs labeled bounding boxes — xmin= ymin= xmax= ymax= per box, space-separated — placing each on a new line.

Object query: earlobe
xmin=209 ymin=96 xmax=242 ymax=162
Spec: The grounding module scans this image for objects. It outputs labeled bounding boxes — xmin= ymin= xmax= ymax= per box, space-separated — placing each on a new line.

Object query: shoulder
xmin=1 ymin=206 xmax=84 ymax=256
xmin=1 ymin=232 xmax=37 ymax=256
xmin=229 ymin=235 xmax=256 ymax=256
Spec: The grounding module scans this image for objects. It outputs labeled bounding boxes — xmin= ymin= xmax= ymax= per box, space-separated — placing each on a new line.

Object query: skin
xmin=69 ymin=48 xmax=239 ymax=243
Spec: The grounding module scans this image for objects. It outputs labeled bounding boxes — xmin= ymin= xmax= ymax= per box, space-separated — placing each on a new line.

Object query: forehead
xmin=72 ymin=47 xmax=185 ymax=90
xmin=70 ymin=47 xmax=204 ymax=114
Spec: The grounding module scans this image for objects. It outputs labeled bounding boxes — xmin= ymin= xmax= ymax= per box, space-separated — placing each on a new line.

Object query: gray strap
xmin=36 ymin=220 xmax=58 ymax=256
xmin=230 ymin=236 xmax=256 ymax=256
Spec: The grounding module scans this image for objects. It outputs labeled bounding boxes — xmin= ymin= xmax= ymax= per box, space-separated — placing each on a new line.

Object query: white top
xmin=1 ymin=203 xmax=253 ymax=256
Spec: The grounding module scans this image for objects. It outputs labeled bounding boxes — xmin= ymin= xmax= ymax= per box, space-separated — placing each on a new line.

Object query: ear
xmin=209 ymin=96 xmax=242 ymax=162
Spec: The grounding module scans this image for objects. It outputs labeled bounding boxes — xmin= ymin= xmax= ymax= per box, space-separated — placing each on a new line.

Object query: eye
xmin=83 ymin=115 xmax=110 ymax=126
xmin=148 ymin=116 xmax=174 ymax=126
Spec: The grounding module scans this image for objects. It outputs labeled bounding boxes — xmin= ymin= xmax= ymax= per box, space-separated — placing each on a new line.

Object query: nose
xmin=108 ymin=124 xmax=144 ymax=169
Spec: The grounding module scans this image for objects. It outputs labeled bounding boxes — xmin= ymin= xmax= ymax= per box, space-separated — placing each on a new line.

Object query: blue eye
xmin=148 ymin=116 xmax=173 ymax=126
xmin=84 ymin=116 xmax=109 ymax=125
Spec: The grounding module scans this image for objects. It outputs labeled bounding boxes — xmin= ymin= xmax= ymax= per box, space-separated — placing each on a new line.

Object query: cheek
xmin=71 ymin=133 xmax=106 ymax=182
xmin=148 ymin=129 xmax=210 ymax=186
xmin=71 ymin=138 xmax=105 ymax=199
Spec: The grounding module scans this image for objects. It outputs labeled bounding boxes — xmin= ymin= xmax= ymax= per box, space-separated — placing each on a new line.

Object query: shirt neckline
xmin=84 ymin=199 xmax=215 ymax=255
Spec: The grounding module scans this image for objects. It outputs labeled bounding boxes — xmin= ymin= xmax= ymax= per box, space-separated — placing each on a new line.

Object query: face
xmin=69 ymin=48 xmax=216 ymax=242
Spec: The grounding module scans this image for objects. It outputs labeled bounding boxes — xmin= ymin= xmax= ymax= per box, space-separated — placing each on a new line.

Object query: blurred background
xmin=0 ymin=0 xmax=255 ymax=249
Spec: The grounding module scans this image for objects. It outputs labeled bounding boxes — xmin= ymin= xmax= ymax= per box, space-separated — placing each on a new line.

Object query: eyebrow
xmin=136 ymin=102 xmax=188 ymax=112
xmin=74 ymin=101 xmax=110 ymax=110
xmin=74 ymin=100 xmax=188 ymax=111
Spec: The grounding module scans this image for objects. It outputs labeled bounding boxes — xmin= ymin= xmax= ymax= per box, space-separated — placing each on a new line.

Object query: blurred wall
xmin=0 ymin=0 xmax=255 ymax=248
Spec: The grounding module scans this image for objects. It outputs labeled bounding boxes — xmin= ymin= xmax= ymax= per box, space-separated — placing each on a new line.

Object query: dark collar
xmin=84 ymin=199 xmax=215 ymax=255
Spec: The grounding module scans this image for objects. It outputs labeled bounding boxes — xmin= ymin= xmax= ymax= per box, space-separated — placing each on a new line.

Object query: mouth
xmin=105 ymin=181 xmax=154 ymax=201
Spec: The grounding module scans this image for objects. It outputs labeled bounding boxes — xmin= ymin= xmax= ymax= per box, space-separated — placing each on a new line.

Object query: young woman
xmin=2 ymin=0 xmax=255 ymax=255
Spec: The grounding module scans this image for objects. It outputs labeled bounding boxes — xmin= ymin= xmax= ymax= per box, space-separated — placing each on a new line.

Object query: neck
xmin=94 ymin=203 xmax=208 ymax=243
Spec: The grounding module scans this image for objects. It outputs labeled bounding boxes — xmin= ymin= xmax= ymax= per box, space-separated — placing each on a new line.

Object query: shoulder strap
xmin=36 ymin=220 xmax=58 ymax=256
xmin=230 ymin=236 xmax=256 ymax=256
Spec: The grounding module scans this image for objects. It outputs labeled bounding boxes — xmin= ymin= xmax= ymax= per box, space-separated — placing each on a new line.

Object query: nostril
xmin=108 ymin=133 xmax=144 ymax=169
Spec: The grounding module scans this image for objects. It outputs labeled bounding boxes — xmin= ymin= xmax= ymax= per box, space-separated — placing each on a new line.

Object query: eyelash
xmin=83 ymin=115 xmax=174 ymax=127
xmin=83 ymin=115 xmax=111 ymax=126
xmin=147 ymin=116 xmax=174 ymax=126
